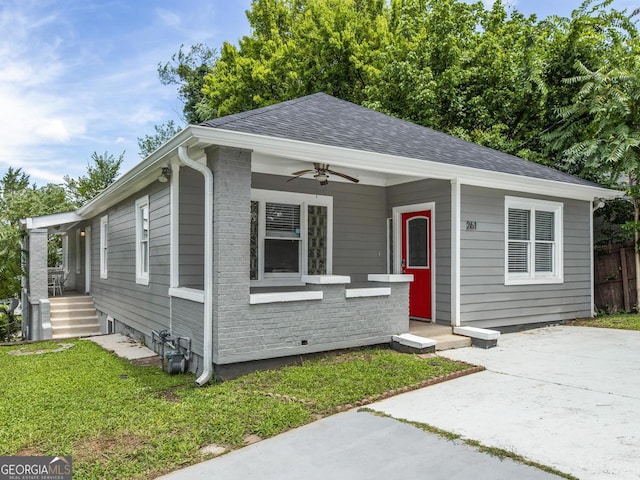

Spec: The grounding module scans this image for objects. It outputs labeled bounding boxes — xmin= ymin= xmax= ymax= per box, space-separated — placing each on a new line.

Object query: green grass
xmin=0 ymin=341 xmax=471 ymax=479
xmin=568 ymin=313 xmax=640 ymax=331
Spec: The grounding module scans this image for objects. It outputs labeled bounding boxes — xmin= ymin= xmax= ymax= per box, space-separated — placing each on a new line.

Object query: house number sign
xmin=466 ymin=221 xmax=477 ymax=231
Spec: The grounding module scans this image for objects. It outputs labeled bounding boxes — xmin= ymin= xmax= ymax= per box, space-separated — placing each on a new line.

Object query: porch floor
xmin=409 ymin=320 xmax=471 ymax=351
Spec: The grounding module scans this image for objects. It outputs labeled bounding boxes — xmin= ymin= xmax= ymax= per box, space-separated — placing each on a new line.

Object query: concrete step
xmin=435 ymin=335 xmax=472 ymax=351
xmin=50 ymin=308 xmax=97 ymax=320
xmin=49 ymin=296 xmax=94 ymax=306
xmin=50 ymin=315 xmax=100 ymax=328
xmin=52 ymin=323 xmax=101 ymax=339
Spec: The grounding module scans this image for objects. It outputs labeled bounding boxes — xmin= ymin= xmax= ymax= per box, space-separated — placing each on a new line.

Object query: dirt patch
xmin=157 ymin=388 xmax=181 ymax=403
xmin=155 ymin=385 xmax=189 ymax=403
xmin=8 ymin=343 xmax=74 ymax=356
xmin=16 ymin=446 xmax=44 ymax=456
xmin=131 ymin=356 xmax=162 ymax=367
xmin=74 ymin=434 xmax=147 ymax=465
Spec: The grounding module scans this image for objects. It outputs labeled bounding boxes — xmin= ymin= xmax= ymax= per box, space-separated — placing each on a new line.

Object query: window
xmin=505 ymin=196 xmax=563 ymax=285
xmin=135 ymin=196 xmax=150 ymax=285
xmin=100 ymin=215 xmax=108 ymax=279
xmin=250 ymin=190 xmax=332 ymax=284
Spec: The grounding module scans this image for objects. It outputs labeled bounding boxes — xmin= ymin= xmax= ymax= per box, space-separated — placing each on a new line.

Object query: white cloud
xmin=0 ymin=0 xmax=250 ymax=185
xmin=156 ymin=8 xmax=181 ymax=27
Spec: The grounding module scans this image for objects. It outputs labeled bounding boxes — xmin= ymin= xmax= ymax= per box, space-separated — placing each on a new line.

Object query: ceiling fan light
xmin=315 ymin=172 xmax=328 ymax=183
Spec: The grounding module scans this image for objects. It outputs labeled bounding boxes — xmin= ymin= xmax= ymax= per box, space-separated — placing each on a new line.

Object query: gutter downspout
xmin=178 ymin=146 xmax=214 ymax=386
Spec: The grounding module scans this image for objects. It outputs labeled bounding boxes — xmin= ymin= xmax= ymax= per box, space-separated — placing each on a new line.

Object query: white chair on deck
xmin=48 ymin=273 xmax=62 ymax=296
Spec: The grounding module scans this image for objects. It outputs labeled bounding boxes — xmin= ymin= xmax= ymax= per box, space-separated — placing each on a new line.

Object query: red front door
xmin=402 ymin=210 xmax=432 ymax=320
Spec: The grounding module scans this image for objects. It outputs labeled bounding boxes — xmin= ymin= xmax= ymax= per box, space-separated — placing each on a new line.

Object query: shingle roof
xmin=201 ymin=92 xmax=597 ymax=187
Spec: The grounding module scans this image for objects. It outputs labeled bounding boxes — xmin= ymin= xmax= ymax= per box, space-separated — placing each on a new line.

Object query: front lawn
xmin=0 ymin=341 xmax=472 ymax=479
xmin=568 ymin=313 xmax=640 ymax=331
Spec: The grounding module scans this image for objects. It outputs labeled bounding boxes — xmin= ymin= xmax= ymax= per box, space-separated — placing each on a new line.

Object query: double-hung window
xmin=100 ymin=215 xmax=108 ymax=279
xmin=135 ymin=196 xmax=150 ymax=285
xmin=250 ymin=189 xmax=333 ymax=285
xmin=505 ymin=196 xmax=563 ymax=285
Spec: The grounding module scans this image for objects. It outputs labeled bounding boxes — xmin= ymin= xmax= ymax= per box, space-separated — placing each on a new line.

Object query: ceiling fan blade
xmin=286 ymin=171 xmax=314 ymax=182
xmin=291 ymin=169 xmax=315 ymax=176
xmin=326 ymin=169 xmax=360 ymax=183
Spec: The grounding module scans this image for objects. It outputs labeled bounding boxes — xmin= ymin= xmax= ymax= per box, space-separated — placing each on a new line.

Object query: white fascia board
xmin=24 ymin=211 xmax=84 ymax=230
xmin=189 ymin=126 xmax=621 ymax=201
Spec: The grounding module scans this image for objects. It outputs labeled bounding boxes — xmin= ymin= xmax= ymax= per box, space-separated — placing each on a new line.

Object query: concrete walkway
xmin=88 ymin=333 xmax=159 ymax=362
xmin=157 ymin=410 xmax=559 ymax=480
xmin=372 ymin=326 xmax=640 ymax=480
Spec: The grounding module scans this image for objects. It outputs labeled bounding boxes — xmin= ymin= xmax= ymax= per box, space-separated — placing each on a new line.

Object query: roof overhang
xmin=188 ymin=126 xmax=623 ymax=202
xmin=43 ymin=124 xmax=622 ymax=223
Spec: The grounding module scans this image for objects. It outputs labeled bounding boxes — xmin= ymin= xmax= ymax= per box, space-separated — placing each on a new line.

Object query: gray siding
xmin=89 ymin=180 xmax=171 ymax=336
xmin=179 ymin=167 xmax=205 ymax=288
xmin=459 ymin=185 xmax=591 ymax=327
xmin=212 ymin=150 xmax=408 ymax=365
xmin=252 ymin=173 xmax=387 ymax=281
xmin=387 ymin=179 xmax=452 ymax=324
xmin=171 ymin=297 xmax=205 ymax=358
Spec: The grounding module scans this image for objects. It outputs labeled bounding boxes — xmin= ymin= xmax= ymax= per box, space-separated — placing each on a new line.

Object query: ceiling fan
xmin=287 ymin=163 xmax=359 ymax=186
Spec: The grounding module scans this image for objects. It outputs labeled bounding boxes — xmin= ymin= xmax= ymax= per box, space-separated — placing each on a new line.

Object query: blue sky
xmin=0 ymin=0 xmax=636 ymax=185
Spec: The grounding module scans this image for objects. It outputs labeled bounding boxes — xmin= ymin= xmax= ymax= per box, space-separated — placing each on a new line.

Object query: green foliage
xmin=546 ymin=56 xmax=640 ymax=183
xmin=200 ymin=0 xmax=391 ymax=119
xmin=0 ymin=342 xmax=469 ymax=479
xmin=0 ymin=168 xmax=73 ymax=299
xmin=162 ymin=0 xmax=637 ymax=173
xmin=158 ymin=44 xmax=218 ymax=124
xmin=0 ymin=303 xmax=20 ymax=342
xmin=570 ymin=313 xmax=640 ymax=330
xmin=137 ymin=120 xmax=182 ymax=159
xmin=64 ymin=151 xmax=124 ymax=207
xmin=594 ymin=198 xmax=634 ymax=248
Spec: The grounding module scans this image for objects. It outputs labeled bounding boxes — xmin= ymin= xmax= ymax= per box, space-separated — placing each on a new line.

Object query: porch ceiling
xmin=251 ymin=152 xmax=425 ymax=187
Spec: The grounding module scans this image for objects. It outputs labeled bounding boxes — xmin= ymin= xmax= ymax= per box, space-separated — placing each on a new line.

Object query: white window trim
xmin=62 ymin=233 xmax=69 ymax=273
xmin=251 ymin=189 xmax=333 ymax=286
xmin=135 ymin=195 xmax=150 ymax=285
xmin=504 ymin=196 xmax=564 ymax=285
xmin=75 ymin=229 xmax=81 ymax=275
xmin=100 ymin=214 xmax=108 ymax=279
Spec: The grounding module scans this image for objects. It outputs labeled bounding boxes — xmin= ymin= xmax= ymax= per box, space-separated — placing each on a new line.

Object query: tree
xmin=158 ymin=44 xmax=218 ymax=124
xmin=137 ymin=120 xmax=182 ymax=158
xmin=160 ymin=0 xmax=637 ymax=178
xmin=546 ymin=34 xmax=640 ymax=305
xmin=200 ymin=0 xmax=391 ymax=119
xmin=64 ymin=151 xmax=124 ymax=207
xmin=0 ymin=168 xmax=73 ymax=300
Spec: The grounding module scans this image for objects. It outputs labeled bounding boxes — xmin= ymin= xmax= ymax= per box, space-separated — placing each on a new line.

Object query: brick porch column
xmin=207 ymin=146 xmax=252 ymax=364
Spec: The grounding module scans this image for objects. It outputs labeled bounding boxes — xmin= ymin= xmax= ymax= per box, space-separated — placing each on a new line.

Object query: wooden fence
xmin=594 ymin=244 xmax=637 ymax=313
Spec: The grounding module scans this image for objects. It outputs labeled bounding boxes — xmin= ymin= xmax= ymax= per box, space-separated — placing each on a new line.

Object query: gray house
xmin=22 ymin=93 xmax=619 ymax=382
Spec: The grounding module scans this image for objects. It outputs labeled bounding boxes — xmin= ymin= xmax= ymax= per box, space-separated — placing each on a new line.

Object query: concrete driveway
xmin=372 ymin=326 xmax=640 ymax=480
xmin=158 ymin=409 xmax=559 ymax=480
